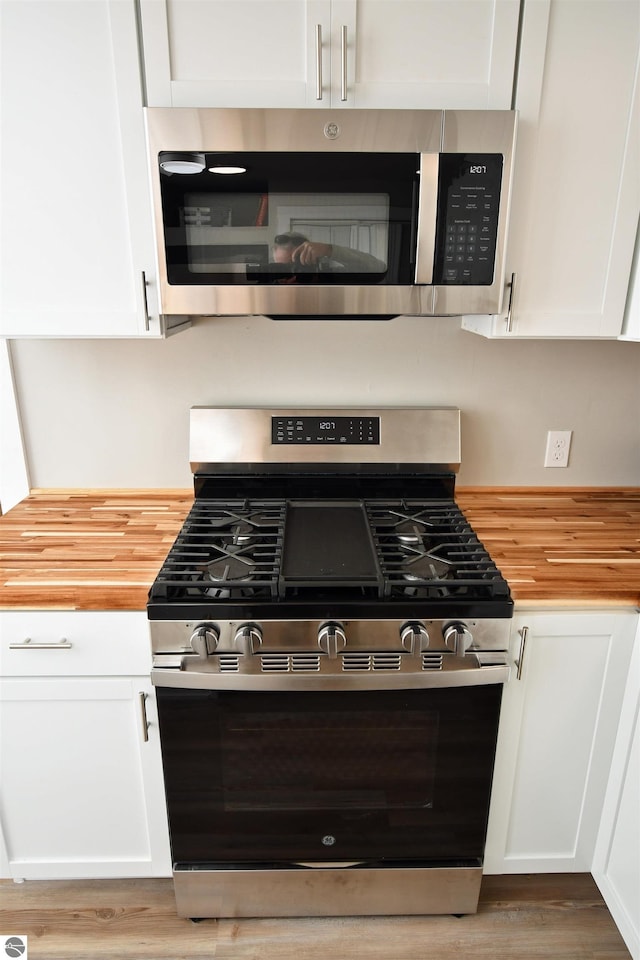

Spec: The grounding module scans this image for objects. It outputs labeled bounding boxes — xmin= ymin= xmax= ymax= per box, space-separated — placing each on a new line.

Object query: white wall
xmin=9 ymin=316 xmax=640 ymax=489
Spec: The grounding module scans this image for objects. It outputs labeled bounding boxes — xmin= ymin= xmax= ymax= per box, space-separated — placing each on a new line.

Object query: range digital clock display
xmin=272 ymin=416 xmax=380 ymax=445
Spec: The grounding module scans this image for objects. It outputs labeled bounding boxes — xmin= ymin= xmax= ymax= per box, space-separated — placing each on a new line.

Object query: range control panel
xmin=272 ymin=416 xmax=380 ymax=445
xmin=434 ymin=153 xmax=503 ymax=286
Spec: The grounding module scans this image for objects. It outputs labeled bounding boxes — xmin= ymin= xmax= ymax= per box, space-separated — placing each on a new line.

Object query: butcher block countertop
xmin=0 ymin=487 xmax=638 ymax=611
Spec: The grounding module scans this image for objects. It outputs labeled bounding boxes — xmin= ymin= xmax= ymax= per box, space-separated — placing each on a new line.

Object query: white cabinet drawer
xmin=0 ymin=611 xmax=151 ymax=677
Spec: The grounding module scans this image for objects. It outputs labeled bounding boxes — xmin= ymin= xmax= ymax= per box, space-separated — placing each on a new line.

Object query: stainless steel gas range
xmin=148 ymin=407 xmax=513 ymax=920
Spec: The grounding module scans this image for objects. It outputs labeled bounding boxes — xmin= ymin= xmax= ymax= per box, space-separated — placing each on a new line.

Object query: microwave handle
xmin=414 ymin=154 xmax=439 ymax=285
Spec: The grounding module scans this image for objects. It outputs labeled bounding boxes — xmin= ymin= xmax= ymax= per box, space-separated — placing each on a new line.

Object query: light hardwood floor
xmin=0 ymin=874 xmax=631 ymax=960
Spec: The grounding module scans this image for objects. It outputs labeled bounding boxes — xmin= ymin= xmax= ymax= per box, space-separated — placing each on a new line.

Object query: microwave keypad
xmin=434 ymin=154 xmax=503 ymax=286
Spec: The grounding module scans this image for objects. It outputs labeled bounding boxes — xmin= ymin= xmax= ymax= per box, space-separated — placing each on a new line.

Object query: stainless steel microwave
xmin=145 ymin=108 xmax=517 ymax=320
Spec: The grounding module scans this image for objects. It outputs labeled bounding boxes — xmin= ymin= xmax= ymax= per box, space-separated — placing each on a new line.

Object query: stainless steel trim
xmin=145 ymin=106 xmax=442 ymax=163
xmin=189 ymin=406 xmax=461 ymax=468
xmin=340 ymin=25 xmax=348 ymax=101
xmin=9 ymin=638 xmax=72 ymax=650
xmin=151 ymin=617 xmax=512 ymax=658
xmin=414 ymin=153 xmax=438 ymax=289
xmin=315 ymin=24 xmax=322 ymax=100
xmin=151 ymin=661 xmax=509 ymax=691
xmin=516 ymin=625 xmax=529 ymax=681
xmin=173 ymin=863 xmax=483 ymax=918
xmin=139 ymin=691 xmax=150 ymax=742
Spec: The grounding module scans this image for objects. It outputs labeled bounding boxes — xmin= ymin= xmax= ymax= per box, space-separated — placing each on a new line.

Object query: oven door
xmin=155 ymin=683 xmax=502 ymax=866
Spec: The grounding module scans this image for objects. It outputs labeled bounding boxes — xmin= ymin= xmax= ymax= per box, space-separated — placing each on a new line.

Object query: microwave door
xmin=414 ymin=154 xmax=439 ymax=286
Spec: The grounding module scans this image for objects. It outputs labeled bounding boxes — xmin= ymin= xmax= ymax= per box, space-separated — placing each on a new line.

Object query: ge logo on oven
xmin=322 ymin=835 xmax=336 ymax=846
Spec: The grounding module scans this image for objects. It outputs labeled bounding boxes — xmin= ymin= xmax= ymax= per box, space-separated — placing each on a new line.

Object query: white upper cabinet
xmin=0 ymin=0 xmax=162 ymax=337
xmin=463 ymin=0 xmax=640 ymax=338
xmin=139 ymin=0 xmax=520 ymax=109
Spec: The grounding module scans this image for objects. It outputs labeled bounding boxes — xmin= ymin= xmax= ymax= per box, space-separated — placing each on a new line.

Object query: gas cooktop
xmin=147 ymin=496 xmax=512 ymax=621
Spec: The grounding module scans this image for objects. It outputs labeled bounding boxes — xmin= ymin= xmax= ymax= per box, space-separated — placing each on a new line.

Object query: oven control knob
xmin=234 ymin=623 xmax=263 ymax=655
xmin=318 ymin=622 xmax=347 ymax=659
xmin=444 ymin=622 xmax=473 ymax=658
xmin=401 ymin=621 xmax=430 ymax=653
xmin=190 ymin=623 xmax=219 ymax=660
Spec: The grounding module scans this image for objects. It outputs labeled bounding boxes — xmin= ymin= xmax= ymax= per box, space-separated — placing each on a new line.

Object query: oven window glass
xmin=157 ymin=152 xmax=419 ymax=285
xmin=157 ymin=685 xmax=502 ymax=865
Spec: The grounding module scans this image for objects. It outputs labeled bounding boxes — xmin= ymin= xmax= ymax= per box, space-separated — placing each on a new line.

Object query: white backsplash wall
xmin=9 ymin=316 xmax=640 ymax=488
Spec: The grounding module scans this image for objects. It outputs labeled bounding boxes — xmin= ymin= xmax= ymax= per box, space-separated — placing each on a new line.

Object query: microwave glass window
xmin=158 ymin=152 xmax=419 ymax=286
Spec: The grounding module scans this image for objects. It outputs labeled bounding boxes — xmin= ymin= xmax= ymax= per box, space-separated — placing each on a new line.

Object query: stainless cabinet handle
xmin=515 ymin=625 xmax=528 ymax=680
xmin=141 ymin=271 xmax=150 ymax=332
xmin=9 ymin=637 xmax=72 ymax=650
xmin=315 ymin=24 xmax=323 ymax=100
xmin=505 ymin=272 xmax=516 ymax=332
xmin=139 ymin=691 xmax=150 ymax=742
xmin=341 ymin=25 xmax=348 ymax=101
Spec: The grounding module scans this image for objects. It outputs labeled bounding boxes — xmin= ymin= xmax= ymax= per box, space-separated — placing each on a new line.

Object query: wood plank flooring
xmin=0 ymin=874 xmax=631 ymax=959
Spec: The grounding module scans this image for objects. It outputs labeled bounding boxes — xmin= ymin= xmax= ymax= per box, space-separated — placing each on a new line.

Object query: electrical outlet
xmin=544 ymin=430 xmax=572 ymax=468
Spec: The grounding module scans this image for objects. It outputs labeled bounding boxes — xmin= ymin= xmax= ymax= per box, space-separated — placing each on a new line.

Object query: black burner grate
xmin=149 ymin=500 xmax=285 ymax=602
xmin=366 ymin=500 xmax=510 ymax=600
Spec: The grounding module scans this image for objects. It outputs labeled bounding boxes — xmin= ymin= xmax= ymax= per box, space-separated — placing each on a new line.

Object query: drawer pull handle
xmin=515 ymin=626 xmax=528 ymax=680
xmin=139 ymin=691 xmax=150 ymax=742
xmin=9 ymin=637 xmax=72 ymax=650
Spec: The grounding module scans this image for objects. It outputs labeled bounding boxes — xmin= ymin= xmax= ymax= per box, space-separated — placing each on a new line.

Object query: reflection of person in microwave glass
xmin=272 ymin=233 xmax=386 ymax=273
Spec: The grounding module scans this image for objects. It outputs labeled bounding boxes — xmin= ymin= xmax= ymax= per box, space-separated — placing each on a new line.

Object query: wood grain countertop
xmin=456 ymin=487 xmax=640 ymax=608
xmin=0 ymin=488 xmax=638 ymax=611
xmin=0 ymin=490 xmax=193 ymax=611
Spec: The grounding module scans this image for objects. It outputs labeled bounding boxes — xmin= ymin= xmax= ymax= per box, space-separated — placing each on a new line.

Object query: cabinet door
xmin=484 ymin=611 xmax=636 ymax=874
xmin=593 ymin=621 xmax=640 ymax=960
xmin=0 ymin=677 xmax=171 ymax=879
xmin=343 ymin=0 xmax=519 ymax=109
xmin=140 ymin=0 xmax=328 ymax=107
xmin=0 ymin=0 xmax=161 ymax=337
xmin=463 ymin=0 xmax=640 ymax=338
xmin=140 ymin=0 xmax=519 ymax=109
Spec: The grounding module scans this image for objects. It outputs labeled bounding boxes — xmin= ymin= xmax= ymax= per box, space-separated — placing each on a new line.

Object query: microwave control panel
xmin=434 ymin=154 xmax=503 ymax=286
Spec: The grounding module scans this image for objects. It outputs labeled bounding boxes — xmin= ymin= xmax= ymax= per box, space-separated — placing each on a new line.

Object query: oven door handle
xmin=151 ymin=661 xmax=509 ymax=691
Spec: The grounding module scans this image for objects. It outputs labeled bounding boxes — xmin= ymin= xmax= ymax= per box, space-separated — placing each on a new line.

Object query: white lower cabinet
xmin=485 ymin=610 xmax=637 ymax=874
xmin=593 ymin=621 xmax=640 ymax=960
xmin=0 ymin=612 xmax=171 ymax=880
